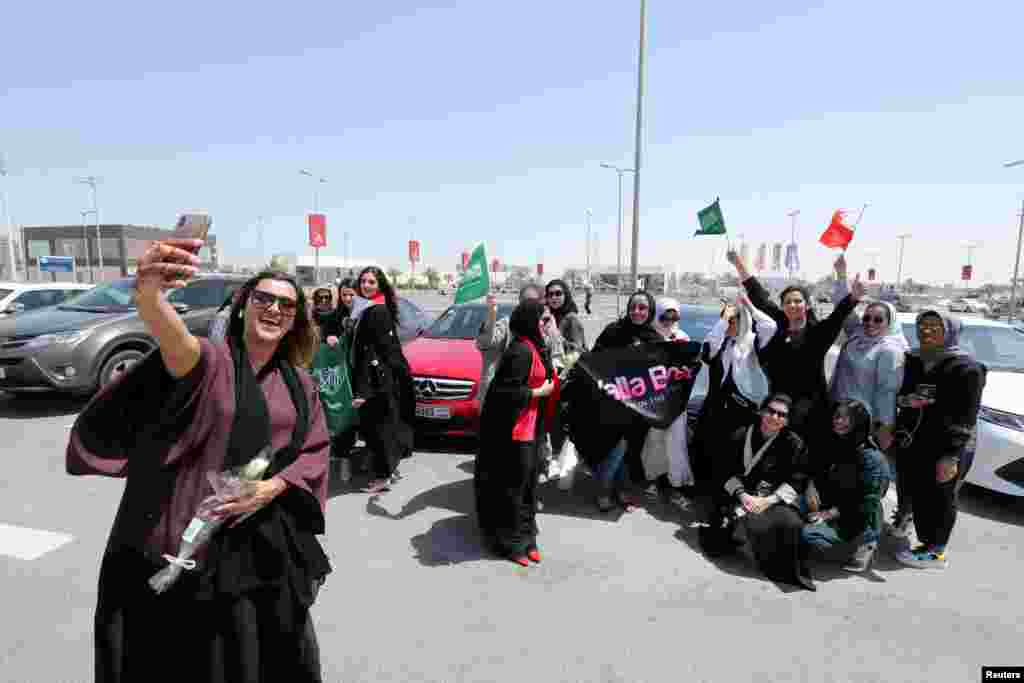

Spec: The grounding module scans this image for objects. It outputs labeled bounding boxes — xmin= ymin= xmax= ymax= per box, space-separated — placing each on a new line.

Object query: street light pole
xmin=786 ymin=209 xmax=800 ymax=281
xmin=0 ymin=155 xmax=19 ymax=282
xmin=896 ymin=233 xmax=911 ymax=291
xmin=600 ymin=163 xmax=635 ymax=315
xmin=584 ymin=208 xmax=593 ymax=284
xmin=629 ymin=0 xmax=647 ymax=291
xmin=80 ymin=209 xmax=96 ymax=283
xmin=1005 ymin=160 xmax=1024 ymax=323
xmin=74 ymin=176 xmax=102 ymax=280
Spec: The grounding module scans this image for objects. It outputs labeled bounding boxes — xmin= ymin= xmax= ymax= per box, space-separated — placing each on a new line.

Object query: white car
xmin=0 ymin=282 xmax=93 ymax=319
xmin=827 ymin=314 xmax=1024 ymax=497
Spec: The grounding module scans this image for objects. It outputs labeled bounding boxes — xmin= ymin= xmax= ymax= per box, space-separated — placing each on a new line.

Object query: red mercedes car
xmin=403 ymin=301 xmax=514 ymax=438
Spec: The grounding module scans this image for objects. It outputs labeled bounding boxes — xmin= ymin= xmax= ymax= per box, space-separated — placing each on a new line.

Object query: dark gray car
xmin=0 ymin=275 xmax=247 ymax=396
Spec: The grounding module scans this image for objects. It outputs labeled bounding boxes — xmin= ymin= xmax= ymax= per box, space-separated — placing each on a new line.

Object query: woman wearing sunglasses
xmin=828 ymin=299 xmax=907 ymax=453
xmin=584 ymin=290 xmax=663 ymax=512
xmin=68 ymin=239 xmax=330 ymax=681
xmin=704 ymin=393 xmax=815 ymax=591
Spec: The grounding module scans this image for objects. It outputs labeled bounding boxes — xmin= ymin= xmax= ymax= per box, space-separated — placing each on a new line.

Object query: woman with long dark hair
xmin=350 ymin=266 xmax=415 ymax=494
xmin=68 ymin=237 xmax=330 ymax=681
xmin=544 ymin=279 xmax=587 ymax=480
xmin=728 ymin=251 xmax=864 ymax=434
xmin=474 ymin=300 xmax=558 ymax=566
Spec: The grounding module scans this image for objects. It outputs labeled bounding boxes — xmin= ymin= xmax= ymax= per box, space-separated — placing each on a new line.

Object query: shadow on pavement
xmin=413 ymin=435 xmax=477 ymax=456
xmin=365 ymin=477 xmax=475 ymax=521
xmin=409 ymin=515 xmax=491 ymax=567
xmin=0 ymin=392 xmax=89 ymax=419
xmin=958 ymin=483 xmax=1024 ymax=528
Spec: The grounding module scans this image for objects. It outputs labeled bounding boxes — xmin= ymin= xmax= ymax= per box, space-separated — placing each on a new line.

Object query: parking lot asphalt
xmin=1 ymin=292 xmax=1022 ymax=682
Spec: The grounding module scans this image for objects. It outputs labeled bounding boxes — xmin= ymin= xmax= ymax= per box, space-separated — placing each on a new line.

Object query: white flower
xmin=242 ymin=456 xmax=271 ymax=481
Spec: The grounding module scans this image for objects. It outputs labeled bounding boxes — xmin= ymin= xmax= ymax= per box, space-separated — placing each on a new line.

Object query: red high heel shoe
xmin=527 ymin=548 xmax=542 ymax=564
xmin=512 ymin=556 xmax=530 ymax=567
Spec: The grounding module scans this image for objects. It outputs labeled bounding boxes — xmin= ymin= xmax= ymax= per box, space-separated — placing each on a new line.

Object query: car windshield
xmin=59 ymin=279 xmax=136 ymax=310
xmin=426 ymin=303 xmax=515 ymax=339
xmin=902 ymin=322 xmax=1024 ymax=372
xmin=680 ymin=306 xmax=722 ymax=342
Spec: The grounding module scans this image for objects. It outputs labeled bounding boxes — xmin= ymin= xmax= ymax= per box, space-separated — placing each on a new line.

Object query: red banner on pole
xmin=461 ymin=251 xmax=470 ymax=270
xmin=408 ymin=240 xmax=420 ymax=263
xmin=962 ymin=265 xmax=973 ymax=281
xmin=537 ymin=263 xmax=544 ymax=276
xmin=308 ymin=213 xmax=327 ymax=248
xmin=491 ymin=258 xmax=500 ymax=273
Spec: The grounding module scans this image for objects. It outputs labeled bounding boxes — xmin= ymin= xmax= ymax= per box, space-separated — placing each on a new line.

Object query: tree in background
xmin=424 ymin=267 xmax=440 ymax=290
xmin=387 ymin=267 xmax=403 ymax=289
xmin=266 ymin=255 xmax=290 ymax=272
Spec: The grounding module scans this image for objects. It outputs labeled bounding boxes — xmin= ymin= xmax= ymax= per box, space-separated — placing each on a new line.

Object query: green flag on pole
xmin=455 ymin=243 xmax=489 ymax=304
xmin=695 ymin=198 xmax=727 ymax=236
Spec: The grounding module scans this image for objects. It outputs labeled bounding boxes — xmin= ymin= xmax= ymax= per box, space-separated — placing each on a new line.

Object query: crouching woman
xmin=703 ymin=393 xmax=815 ymax=590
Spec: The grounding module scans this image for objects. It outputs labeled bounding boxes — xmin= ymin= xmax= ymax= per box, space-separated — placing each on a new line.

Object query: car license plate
xmin=415 ymin=404 xmax=450 ymax=420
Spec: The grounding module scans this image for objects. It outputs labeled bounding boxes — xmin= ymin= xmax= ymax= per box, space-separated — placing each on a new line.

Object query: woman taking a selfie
xmin=67 ymin=237 xmax=331 ymax=682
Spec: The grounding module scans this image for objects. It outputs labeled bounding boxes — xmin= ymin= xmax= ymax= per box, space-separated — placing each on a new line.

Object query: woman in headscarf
xmin=476 ymin=284 xmax=544 ymax=412
xmin=67 ymin=238 xmax=330 ymax=682
xmin=544 ymin=279 xmax=588 ymax=480
xmin=474 ymin=300 xmax=558 ymax=567
xmin=692 ymin=293 xmax=777 ymax=493
xmin=801 ymin=400 xmax=891 ymax=573
xmin=332 ymin=277 xmax=357 ymax=341
xmin=829 ymin=300 xmax=907 ymax=452
xmin=310 ymin=286 xmax=342 ymax=342
xmin=705 ymin=393 xmax=814 ymax=590
xmin=350 ymin=266 xmax=415 ymax=494
xmin=728 ymin=251 xmax=864 ymax=434
xmin=891 ymin=310 xmax=986 ymax=569
xmin=589 ymin=290 xmax=664 ymax=512
xmin=638 ymin=297 xmax=693 ymax=501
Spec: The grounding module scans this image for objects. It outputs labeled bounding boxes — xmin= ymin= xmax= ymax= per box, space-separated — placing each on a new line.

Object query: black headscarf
xmin=593 ymin=290 xmax=663 ymax=350
xmin=545 ymin=278 xmax=578 ymax=326
xmin=509 ymin=299 xmax=553 ymax=379
xmin=311 ymin=287 xmax=335 ymax=329
xmin=831 ymin=399 xmax=875 ymax=451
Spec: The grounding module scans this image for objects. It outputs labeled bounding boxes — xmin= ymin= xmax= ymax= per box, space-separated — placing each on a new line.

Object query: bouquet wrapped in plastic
xmin=148 ymin=446 xmax=275 ymax=594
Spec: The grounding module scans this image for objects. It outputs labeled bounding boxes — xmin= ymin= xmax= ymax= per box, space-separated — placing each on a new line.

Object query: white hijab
xmin=654 ymin=296 xmax=689 ymax=341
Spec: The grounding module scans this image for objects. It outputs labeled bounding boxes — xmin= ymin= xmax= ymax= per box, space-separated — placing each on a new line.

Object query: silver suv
xmin=0 ymin=275 xmax=247 ymax=396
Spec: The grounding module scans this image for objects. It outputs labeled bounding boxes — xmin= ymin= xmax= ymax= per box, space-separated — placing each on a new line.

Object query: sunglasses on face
xmin=250 ymin=290 xmax=298 ymax=315
xmin=660 ymin=314 xmax=680 ymax=323
xmin=762 ymin=408 xmax=789 ymax=419
xmin=631 ymin=303 xmax=649 ymax=312
xmin=862 ymin=314 xmax=886 ymax=325
xmin=547 ymin=290 xmax=565 ymax=298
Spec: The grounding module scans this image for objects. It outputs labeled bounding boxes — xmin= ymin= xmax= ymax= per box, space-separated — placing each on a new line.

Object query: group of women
xmin=473 ymin=251 xmax=986 ymax=593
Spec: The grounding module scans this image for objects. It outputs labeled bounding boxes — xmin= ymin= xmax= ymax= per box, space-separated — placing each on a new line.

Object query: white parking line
xmin=0 ymin=523 xmax=74 ymax=561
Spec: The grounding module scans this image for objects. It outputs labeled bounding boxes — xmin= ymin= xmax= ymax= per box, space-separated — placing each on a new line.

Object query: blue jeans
xmin=595 ymin=440 xmax=628 ymax=493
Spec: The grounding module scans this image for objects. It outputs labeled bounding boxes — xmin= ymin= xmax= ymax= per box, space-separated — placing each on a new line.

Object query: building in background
xmin=0 ymin=236 xmax=26 ymax=281
xmin=20 ymin=224 xmax=218 ymax=283
xmin=272 ymin=254 xmax=384 ymax=287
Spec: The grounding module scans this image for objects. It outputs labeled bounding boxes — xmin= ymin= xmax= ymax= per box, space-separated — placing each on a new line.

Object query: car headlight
xmin=24 ymin=329 xmax=94 ymax=350
xmin=978 ymin=406 xmax=1024 ymax=432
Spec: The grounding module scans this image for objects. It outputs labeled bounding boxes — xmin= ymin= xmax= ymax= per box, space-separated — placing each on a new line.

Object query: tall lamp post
xmin=600 ymin=163 xmax=635 ymax=315
xmin=74 ymin=176 xmax=102 ymax=280
xmin=628 ymin=0 xmax=647 ymax=291
xmin=300 ymin=169 xmax=328 ymax=283
xmin=896 ymin=233 xmax=912 ymax=292
xmin=80 ymin=209 xmax=96 ymax=283
xmin=0 ymin=154 xmax=19 ymax=282
xmin=1004 ymin=160 xmax=1024 ymax=322
xmin=584 ymin=208 xmax=593 ymax=284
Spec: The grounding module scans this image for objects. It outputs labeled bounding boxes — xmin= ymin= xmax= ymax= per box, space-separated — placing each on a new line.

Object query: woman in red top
xmin=474 ymin=300 xmax=559 ymax=566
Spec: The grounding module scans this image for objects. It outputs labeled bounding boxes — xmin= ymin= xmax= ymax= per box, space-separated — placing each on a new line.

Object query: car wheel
xmin=99 ymin=349 xmax=146 ymax=389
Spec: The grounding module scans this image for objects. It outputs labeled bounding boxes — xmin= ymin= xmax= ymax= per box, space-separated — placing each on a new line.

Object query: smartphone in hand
xmin=172 ymin=212 xmax=212 ymax=255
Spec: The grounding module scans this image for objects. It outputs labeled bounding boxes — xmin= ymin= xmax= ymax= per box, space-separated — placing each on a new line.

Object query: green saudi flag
xmin=695 ymin=198 xmax=727 ymax=236
xmin=455 ymin=243 xmax=490 ymax=304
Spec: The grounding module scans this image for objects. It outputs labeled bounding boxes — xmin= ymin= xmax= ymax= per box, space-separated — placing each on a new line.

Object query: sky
xmin=3 ymin=1 xmax=1024 ymax=285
